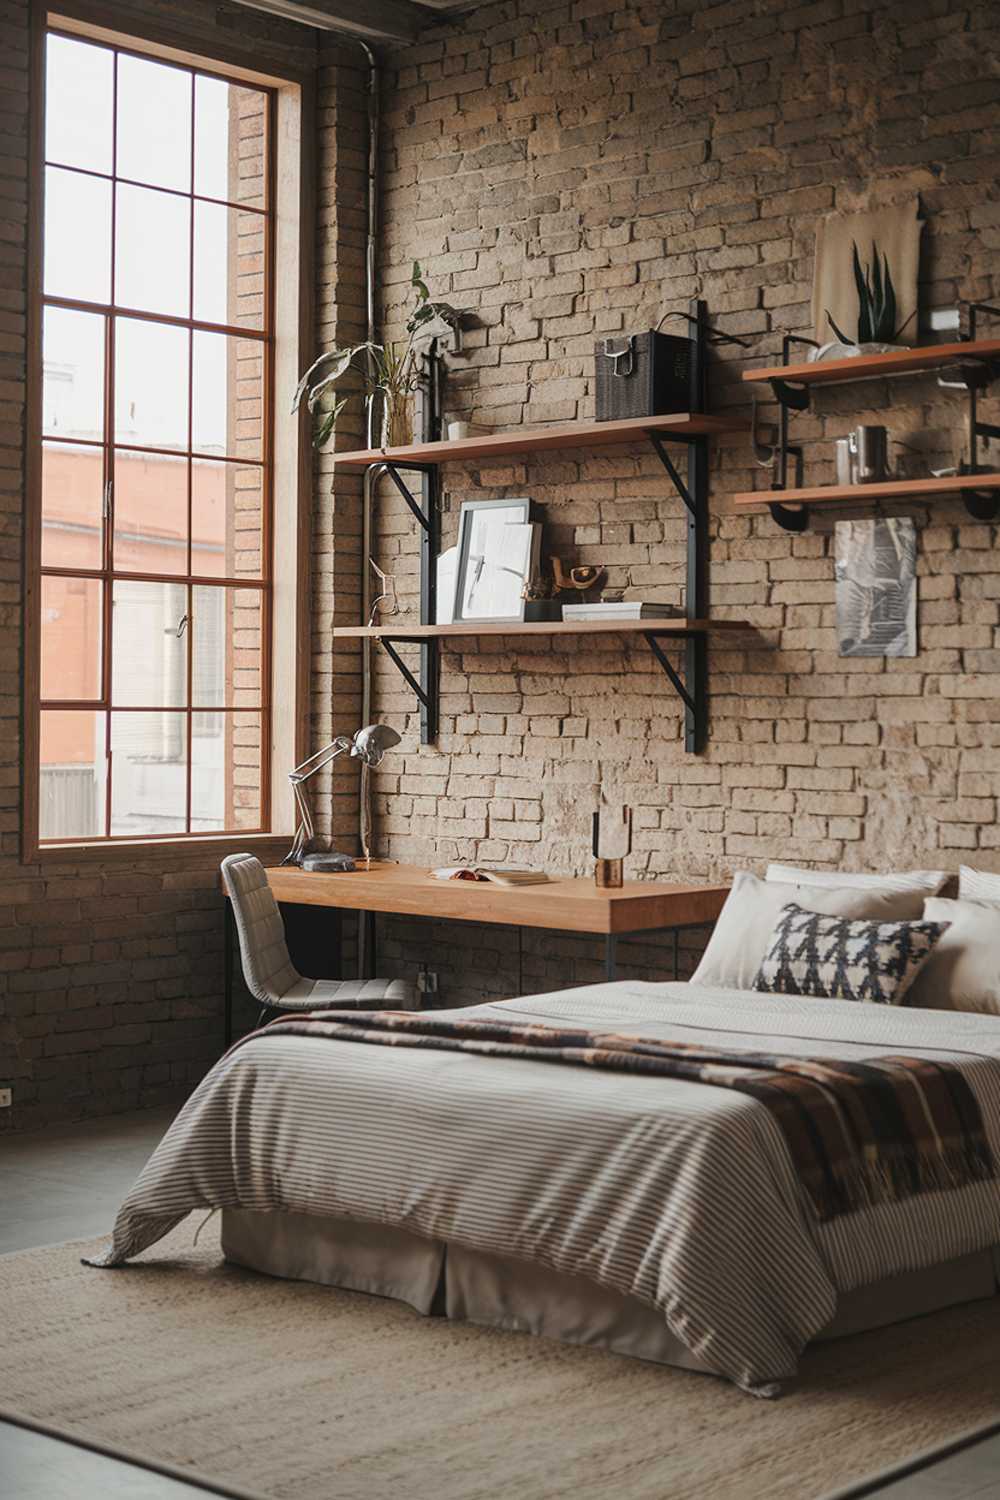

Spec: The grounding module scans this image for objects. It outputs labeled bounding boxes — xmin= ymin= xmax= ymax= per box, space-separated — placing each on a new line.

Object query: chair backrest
xmin=221 ymin=854 xmax=299 ymax=1006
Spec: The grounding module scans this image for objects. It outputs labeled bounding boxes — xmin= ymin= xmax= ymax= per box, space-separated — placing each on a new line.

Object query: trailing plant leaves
xmin=313 ymin=396 xmax=347 ymax=450
xmin=411 ymin=260 xmax=430 ymax=301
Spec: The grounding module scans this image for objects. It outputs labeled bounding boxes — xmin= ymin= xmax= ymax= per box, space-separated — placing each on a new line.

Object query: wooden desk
xmin=224 ymin=862 xmax=729 ymax=1042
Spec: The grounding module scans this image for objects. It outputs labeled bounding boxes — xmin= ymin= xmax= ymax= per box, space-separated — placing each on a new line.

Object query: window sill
xmin=26 ymin=831 xmax=293 ymax=867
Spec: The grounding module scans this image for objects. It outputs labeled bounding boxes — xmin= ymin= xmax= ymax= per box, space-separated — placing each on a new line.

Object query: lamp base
xmin=300 ymin=852 xmax=357 ymax=873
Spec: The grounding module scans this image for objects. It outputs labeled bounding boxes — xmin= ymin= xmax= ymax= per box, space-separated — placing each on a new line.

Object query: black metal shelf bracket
xmin=960 ymin=302 xmax=1000 ymax=520
xmin=379 ymin=638 xmax=432 ymax=710
xmin=768 ymin=500 xmax=810 ymax=533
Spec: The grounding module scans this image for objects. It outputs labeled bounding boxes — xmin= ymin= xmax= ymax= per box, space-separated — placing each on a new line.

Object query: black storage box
xmin=594 ymin=330 xmax=692 ymax=421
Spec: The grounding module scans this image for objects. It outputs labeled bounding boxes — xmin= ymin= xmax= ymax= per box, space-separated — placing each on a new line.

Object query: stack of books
xmin=561 ymin=602 xmax=682 ymax=621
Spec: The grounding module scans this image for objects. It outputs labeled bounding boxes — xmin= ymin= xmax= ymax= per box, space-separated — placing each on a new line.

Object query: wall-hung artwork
xmin=835 ymin=517 xmax=917 ymax=658
xmin=812 ymin=199 xmax=922 ymax=358
xmin=454 ymin=498 xmax=540 ymax=623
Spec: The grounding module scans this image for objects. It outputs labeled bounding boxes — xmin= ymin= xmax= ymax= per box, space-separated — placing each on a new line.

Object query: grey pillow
xmin=752 ymin=903 xmax=949 ymax=1005
xmin=765 ymin=863 xmax=948 ymax=895
xmin=904 ymin=897 xmax=1000 ymax=1014
xmin=690 ymin=871 xmax=933 ymax=993
xmin=958 ymin=867 xmax=1000 ymax=907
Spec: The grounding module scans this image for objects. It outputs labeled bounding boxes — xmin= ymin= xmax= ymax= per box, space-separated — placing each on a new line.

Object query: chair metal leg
xmin=224 ymin=901 xmax=235 ymax=1048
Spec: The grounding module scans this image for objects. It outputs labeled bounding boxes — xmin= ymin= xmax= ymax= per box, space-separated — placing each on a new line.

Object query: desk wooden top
xmin=262 ymin=862 xmax=729 ymax=936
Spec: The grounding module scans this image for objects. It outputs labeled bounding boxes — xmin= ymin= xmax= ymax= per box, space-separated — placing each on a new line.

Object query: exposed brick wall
xmin=364 ymin=0 xmax=1000 ymax=1004
xmin=0 ymin=0 xmax=321 ymax=1131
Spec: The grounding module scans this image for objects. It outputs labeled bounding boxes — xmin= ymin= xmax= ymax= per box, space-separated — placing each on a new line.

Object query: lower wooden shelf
xmin=733 ymin=472 xmax=1000 ymax=509
xmin=334 ymin=617 xmax=758 ymax=754
xmin=332 ymin=618 xmax=753 ymax=641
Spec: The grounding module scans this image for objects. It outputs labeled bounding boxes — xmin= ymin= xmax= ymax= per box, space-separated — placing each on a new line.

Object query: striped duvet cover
xmin=86 ymin=982 xmax=1000 ymax=1396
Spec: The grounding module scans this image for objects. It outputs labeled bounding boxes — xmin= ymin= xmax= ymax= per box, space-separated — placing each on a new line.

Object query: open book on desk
xmin=431 ymin=866 xmax=551 ymax=886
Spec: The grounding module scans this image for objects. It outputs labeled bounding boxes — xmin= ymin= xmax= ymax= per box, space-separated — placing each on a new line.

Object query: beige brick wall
xmin=361 ymin=0 xmax=1000 ymax=1003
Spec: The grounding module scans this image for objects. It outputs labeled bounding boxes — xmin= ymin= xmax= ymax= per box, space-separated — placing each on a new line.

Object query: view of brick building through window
xmin=38 ymin=31 xmax=272 ymax=841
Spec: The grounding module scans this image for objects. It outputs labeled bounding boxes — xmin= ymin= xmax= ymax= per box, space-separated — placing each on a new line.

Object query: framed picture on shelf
xmin=453 ymin=498 xmax=540 ymax=623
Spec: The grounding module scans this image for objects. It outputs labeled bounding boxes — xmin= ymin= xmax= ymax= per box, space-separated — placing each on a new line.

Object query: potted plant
xmin=816 ymin=240 xmax=916 ymax=361
xmin=292 ymin=263 xmax=459 ymax=449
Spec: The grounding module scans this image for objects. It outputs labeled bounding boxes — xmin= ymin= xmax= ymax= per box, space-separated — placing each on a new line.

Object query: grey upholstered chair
xmin=221 ymin=853 xmax=416 ymax=1027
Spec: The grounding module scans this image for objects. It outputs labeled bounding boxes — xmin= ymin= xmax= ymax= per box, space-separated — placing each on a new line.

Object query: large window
xmin=36 ymin=28 xmax=274 ymax=842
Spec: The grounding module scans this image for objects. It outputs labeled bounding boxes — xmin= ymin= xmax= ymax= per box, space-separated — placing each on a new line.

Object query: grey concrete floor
xmin=2 ymin=1109 xmax=999 ymax=1500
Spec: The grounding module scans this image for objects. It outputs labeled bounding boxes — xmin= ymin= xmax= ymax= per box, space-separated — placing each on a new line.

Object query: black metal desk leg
xmin=605 ymin=934 xmax=617 ymax=981
xmin=673 ymin=928 xmax=679 ymax=981
xmin=224 ymin=900 xmax=234 ymax=1048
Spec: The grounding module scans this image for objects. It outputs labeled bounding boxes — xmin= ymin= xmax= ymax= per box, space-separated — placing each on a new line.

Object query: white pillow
xmin=691 ymin=871 xmax=934 ymax=992
xmin=766 ymin=863 xmax=948 ymax=895
xmin=958 ymin=867 xmax=1000 ymax=906
xmin=904 ymin=897 xmax=1000 ymax=1014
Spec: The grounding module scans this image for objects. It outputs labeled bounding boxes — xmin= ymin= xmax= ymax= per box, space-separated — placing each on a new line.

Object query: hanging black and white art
xmin=835 ymin=516 xmax=917 ymax=658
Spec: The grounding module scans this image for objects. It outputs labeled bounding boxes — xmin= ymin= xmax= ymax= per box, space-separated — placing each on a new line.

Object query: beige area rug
xmin=3 ymin=1223 xmax=1000 ymax=1500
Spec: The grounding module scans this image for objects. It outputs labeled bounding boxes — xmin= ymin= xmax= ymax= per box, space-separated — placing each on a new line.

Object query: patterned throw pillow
xmin=752 ymin=903 xmax=949 ymax=1004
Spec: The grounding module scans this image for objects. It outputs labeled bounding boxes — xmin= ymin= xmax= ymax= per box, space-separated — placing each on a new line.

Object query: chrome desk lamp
xmin=284 ymin=723 xmax=401 ymax=872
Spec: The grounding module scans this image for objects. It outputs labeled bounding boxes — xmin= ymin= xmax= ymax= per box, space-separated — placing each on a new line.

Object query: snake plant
xmin=825 ymin=240 xmax=914 ymax=347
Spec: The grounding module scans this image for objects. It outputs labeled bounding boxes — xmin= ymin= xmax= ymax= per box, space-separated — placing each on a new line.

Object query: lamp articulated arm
xmin=283 ymin=724 xmax=401 ymax=868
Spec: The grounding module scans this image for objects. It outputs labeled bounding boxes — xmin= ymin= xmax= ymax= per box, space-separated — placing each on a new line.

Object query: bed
xmin=88 ymin=979 xmax=1000 ymax=1398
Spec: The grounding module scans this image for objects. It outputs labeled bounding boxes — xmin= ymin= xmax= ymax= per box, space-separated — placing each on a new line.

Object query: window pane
xmin=192 ymin=460 xmax=263 ymax=579
xmin=193 ymin=201 xmax=265 ymax=330
xmin=191 ymin=711 xmax=262 ymax=832
xmin=45 ymin=34 xmax=113 ymax=175
xmin=192 ymin=331 xmax=262 ymax=459
xmin=113 ymin=449 xmax=187 ymax=575
xmin=116 ymin=54 xmax=192 ymax=193
xmin=112 ymin=580 xmax=188 ymax=706
xmin=194 ymin=76 xmax=266 ymax=208
xmin=115 ymin=318 xmax=189 ymax=451
xmin=115 ymin=184 xmax=190 ymax=318
xmin=192 ymin=585 xmax=261 ymax=708
xmin=110 ymin=711 xmax=187 ymax=835
xmin=43 ymin=306 xmax=105 ymax=442
xmin=42 ymin=440 xmax=104 ymax=570
xmin=39 ymin=710 xmax=106 ymax=840
xmin=44 ymin=167 xmax=112 ymax=304
xmin=41 ymin=575 xmax=102 ymax=701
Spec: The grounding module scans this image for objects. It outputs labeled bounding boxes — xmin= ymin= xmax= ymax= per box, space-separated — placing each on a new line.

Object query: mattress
xmin=221 ymin=1208 xmax=1000 ymax=1375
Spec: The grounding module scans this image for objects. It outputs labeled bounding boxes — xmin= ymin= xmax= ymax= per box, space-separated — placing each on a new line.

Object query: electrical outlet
xmin=417 ymin=970 xmax=439 ymax=996
xmin=0 ymin=1087 xmax=11 ymax=1109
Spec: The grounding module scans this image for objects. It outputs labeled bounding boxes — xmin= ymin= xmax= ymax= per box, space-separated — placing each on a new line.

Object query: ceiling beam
xmin=234 ymin=0 xmax=430 ymax=44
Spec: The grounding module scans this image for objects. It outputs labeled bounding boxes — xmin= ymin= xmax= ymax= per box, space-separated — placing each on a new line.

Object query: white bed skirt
xmin=221 ymin=1209 xmax=1000 ymax=1377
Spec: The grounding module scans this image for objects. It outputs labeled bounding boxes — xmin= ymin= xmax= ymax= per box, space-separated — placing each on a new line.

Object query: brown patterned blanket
xmin=263 ymin=1009 xmax=997 ymax=1224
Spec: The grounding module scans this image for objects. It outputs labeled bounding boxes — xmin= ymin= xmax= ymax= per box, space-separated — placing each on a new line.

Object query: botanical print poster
xmin=835 ymin=517 xmax=917 ymax=658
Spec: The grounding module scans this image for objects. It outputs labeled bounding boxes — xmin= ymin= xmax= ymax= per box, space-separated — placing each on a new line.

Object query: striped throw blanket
xmin=266 ymin=1009 xmax=997 ymax=1224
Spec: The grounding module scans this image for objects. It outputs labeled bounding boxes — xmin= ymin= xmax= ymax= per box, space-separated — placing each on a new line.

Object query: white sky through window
xmin=43 ymin=33 xmax=231 ymax=453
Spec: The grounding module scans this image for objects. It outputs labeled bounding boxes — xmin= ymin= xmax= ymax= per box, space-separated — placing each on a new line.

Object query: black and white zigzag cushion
xmin=752 ymin=902 xmax=950 ymax=1004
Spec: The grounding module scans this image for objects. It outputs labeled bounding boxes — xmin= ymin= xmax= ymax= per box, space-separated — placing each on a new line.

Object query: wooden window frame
xmin=23 ymin=0 xmax=315 ymax=864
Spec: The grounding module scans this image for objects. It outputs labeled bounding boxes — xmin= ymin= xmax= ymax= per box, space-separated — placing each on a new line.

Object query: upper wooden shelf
xmin=333 ymin=619 xmax=754 ymax=640
xmin=332 ymin=412 xmax=743 ymax=468
xmin=741 ymin=338 xmax=1000 ymax=389
xmin=732 ymin=472 xmax=1000 ymax=509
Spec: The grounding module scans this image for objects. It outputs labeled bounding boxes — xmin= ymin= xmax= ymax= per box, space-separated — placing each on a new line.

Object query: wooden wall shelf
xmin=742 ymin=338 xmax=1000 ymax=389
xmin=334 ymin=619 xmax=753 ymax=641
xmin=332 ymin=412 xmax=743 ymax=468
xmin=733 ymin=472 xmax=1000 ymax=510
